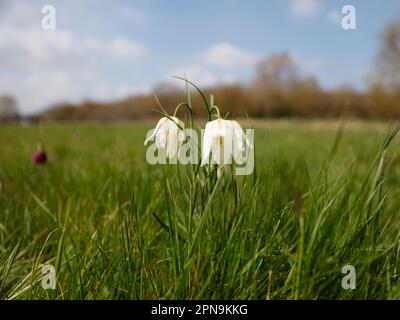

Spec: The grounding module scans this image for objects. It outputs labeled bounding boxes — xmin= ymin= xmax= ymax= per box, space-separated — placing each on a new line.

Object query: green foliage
xmin=1 ymin=121 xmax=400 ymax=299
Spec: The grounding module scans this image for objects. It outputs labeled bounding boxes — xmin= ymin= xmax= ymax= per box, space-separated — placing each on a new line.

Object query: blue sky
xmin=0 ymin=0 xmax=399 ymax=114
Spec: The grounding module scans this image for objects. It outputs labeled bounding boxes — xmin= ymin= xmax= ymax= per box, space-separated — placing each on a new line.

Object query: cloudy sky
xmin=0 ymin=0 xmax=399 ymax=114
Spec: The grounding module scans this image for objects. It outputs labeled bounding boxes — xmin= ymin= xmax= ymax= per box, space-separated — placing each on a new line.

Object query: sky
xmin=0 ymin=0 xmax=399 ymax=114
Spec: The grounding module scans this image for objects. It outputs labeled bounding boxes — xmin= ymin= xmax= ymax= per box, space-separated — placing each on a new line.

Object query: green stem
xmin=173 ymin=102 xmax=192 ymax=121
xmin=210 ymin=106 xmax=221 ymax=119
xmin=172 ymin=76 xmax=212 ymax=121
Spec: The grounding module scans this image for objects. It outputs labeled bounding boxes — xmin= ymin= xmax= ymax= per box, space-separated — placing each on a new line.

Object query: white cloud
xmin=292 ymin=54 xmax=326 ymax=73
xmin=305 ymin=57 xmax=326 ymax=71
xmin=168 ymin=65 xmax=237 ymax=88
xmin=0 ymin=68 xmax=151 ymax=114
xmin=106 ymin=37 xmax=146 ymax=60
xmin=0 ymin=70 xmax=94 ymax=113
xmin=327 ymin=10 xmax=341 ymax=25
xmin=83 ymin=37 xmax=146 ymax=61
xmin=0 ymin=2 xmax=148 ymax=114
xmin=0 ymin=27 xmax=83 ymax=70
xmin=166 ymin=43 xmax=258 ymax=89
xmin=120 ymin=6 xmax=146 ymax=25
xmin=200 ymin=43 xmax=258 ymax=69
xmin=0 ymin=2 xmax=37 ymax=27
xmin=290 ymin=0 xmax=322 ymax=17
xmin=95 ymin=83 xmax=151 ymax=101
xmin=170 ymin=65 xmax=219 ymax=87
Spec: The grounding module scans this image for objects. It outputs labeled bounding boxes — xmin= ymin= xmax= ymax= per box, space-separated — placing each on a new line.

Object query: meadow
xmin=1 ymin=120 xmax=400 ymax=299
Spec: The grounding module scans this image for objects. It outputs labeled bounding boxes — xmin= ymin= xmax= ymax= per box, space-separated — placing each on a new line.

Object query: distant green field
xmin=1 ymin=120 xmax=400 ymax=299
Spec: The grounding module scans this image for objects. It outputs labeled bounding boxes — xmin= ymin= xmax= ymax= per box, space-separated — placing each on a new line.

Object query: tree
xmin=253 ymin=53 xmax=298 ymax=93
xmin=373 ymin=19 xmax=400 ymax=93
xmin=0 ymin=95 xmax=19 ymax=122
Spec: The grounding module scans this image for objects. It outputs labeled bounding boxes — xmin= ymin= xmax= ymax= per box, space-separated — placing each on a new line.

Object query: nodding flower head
xmin=32 ymin=144 xmax=47 ymax=164
xmin=144 ymin=116 xmax=185 ymax=159
xmin=201 ymin=118 xmax=251 ymax=166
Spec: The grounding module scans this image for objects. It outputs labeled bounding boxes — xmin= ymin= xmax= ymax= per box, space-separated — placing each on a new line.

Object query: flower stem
xmin=210 ymin=106 xmax=221 ymax=119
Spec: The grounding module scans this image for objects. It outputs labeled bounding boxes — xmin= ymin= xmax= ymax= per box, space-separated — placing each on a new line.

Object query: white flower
xmin=201 ymin=119 xmax=251 ymax=166
xmin=144 ymin=116 xmax=185 ymax=158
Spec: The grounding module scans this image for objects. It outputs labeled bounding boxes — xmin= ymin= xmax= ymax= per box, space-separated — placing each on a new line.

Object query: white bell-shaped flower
xmin=201 ymin=118 xmax=251 ymax=166
xmin=144 ymin=116 xmax=185 ymax=158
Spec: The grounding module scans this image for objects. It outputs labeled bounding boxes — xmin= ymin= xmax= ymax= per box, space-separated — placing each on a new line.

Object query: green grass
xmin=1 ymin=120 xmax=400 ymax=299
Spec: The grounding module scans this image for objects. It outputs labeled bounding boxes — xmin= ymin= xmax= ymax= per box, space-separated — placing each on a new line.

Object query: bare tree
xmin=253 ymin=53 xmax=298 ymax=93
xmin=0 ymin=95 xmax=19 ymax=122
xmin=373 ymin=19 xmax=400 ymax=93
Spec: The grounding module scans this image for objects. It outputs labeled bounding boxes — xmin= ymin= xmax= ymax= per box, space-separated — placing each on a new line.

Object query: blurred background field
xmin=2 ymin=121 xmax=400 ymax=299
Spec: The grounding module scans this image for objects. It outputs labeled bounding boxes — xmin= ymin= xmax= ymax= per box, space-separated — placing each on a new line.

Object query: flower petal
xmin=144 ymin=117 xmax=167 ymax=145
xmin=201 ymin=122 xmax=215 ymax=165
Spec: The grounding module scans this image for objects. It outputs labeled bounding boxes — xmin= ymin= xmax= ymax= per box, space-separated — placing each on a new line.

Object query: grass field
xmin=1 ymin=120 xmax=400 ymax=299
